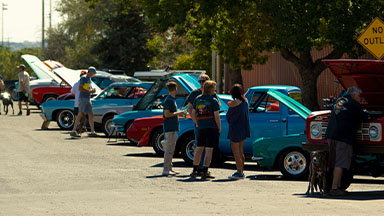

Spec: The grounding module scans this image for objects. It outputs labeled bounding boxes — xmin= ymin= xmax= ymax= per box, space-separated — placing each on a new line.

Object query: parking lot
xmin=1 ymin=106 xmax=384 ymax=216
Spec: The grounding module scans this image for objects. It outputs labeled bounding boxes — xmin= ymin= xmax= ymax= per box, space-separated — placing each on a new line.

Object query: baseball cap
xmin=17 ymin=64 xmax=26 ymax=69
xmin=80 ymin=70 xmax=87 ymax=77
xmin=88 ymin=66 xmax=97 ymax=73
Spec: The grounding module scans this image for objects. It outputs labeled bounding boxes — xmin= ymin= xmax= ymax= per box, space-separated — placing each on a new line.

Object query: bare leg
xmin=88 ymin=113 xmax=95 ymax=133
xmin=18 ymin=100 xmax=22 ymax=112
xmin=72 ymin=112 xmax=84 ymax=132
xmin=193 ymin=146 xmax=204 ymax=166
xmin=203 ymin=147 xmax=214 ymax=167
xmin=231 ymin=141 xmax=242 ymax=172
xmin=239 ymin=140 xmax=245 ymax=173
xmin=332 ymin=167 xmax=343 ymax=189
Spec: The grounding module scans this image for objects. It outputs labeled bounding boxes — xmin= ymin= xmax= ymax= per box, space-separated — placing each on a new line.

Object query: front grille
xmin=320 ymin=122 xmax=371 ymax=141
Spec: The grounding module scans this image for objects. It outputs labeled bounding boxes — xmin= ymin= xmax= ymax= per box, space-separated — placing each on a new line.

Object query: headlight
xmin=310 ymin=123 xmax=321 ymax=137
xmin=369 ymin=126 xmax=379 ymax=138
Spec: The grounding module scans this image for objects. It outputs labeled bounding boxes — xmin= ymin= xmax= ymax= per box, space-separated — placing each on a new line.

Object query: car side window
xmin=249 ymin=92 xmax=262 ymax=108
xmin=105 ymin=86 xmax=132 ymax=99
xmin=257 ymin=95 xmax=280 ymax=112
xmin=99 ymin=78 xmax=113 ymax=89
xmin=127 ymin=87 xmax=148 ymax=99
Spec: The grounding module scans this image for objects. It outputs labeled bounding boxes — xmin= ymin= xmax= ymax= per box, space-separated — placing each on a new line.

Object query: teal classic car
xmin=39 ymin=82 xmax=153 ymax=135
xmin=251 ymin=90 xmax=311 ymax=179
xmin=176 ymin=86 xmax=311 ymax=179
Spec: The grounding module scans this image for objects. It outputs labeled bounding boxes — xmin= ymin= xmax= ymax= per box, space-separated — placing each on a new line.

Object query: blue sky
xmin=2 ymin=0 xmax=62 ymax=43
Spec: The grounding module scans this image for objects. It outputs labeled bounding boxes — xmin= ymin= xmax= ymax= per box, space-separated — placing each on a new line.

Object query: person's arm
xmin=192 ymin=109 xmax=198 ymax=128
xmin=214 ymin=110 xmax=221 ymax=133
xmin=187 ymin=103 xmax=193 ymax=115
xmin=213 ymin=94 xmax=221 ymax=108
xmin=164 ymin=109 xmax=187 ymax=118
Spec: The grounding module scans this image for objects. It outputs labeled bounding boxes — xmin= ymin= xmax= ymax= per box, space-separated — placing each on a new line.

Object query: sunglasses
xmin=199 ymin=79 xmax=207 ymax=83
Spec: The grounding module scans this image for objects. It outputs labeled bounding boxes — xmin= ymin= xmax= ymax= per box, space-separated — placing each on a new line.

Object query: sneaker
xmin=162 ymin=170 xmax=176 ymax=176
xmin=190 ymin=171 xmax=199 ymax=178
xmin=170 ymin=170 xmax=180 ymax=175
xmin=17 ymin=111 xmax=22 ymax=116
xmin=329 ymin=188 xmax=347 ymax=196
xmin=88 ymin=132 xmax=98 ymax=137
xmin=229 ymin=171 xmax=245 ymax=180
xmin=70 ymin=131 xmax=80 ymax=137
xmin=201 ymin=171 xmax=215 ymax=179
xmin=26 ymin=109 xmax=30 ymax=116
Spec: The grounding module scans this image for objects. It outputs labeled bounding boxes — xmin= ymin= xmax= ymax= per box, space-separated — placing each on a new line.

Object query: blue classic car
xmin=112 ymin=73 xmax=201 ymax=134
xmin=176 ymin=86 xmax=311 ymax=178
xmin=40 ymin=82 xmax=153 ymax=135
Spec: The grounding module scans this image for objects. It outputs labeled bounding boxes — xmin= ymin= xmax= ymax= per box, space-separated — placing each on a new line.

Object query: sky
xmin=1 ymin=0 xmax=62 ymax=43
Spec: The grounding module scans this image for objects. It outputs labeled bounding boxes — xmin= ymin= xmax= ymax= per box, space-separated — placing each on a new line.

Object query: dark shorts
xmin=197 ymin=128 xmax=219 ymax=148
xmin=328 ymin=139 xmax=353 ymax=169
xmin=17 ymin=92 xmax=29 ymax=102
xmin=74 ymin=107 xmax=79 ymax=115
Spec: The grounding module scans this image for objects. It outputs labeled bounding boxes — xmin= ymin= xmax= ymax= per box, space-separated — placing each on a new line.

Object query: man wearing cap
xmin=70 ymin=67 xmax=97 ymax=137
xmin=17 ymin=64 xmax=30 ymax=116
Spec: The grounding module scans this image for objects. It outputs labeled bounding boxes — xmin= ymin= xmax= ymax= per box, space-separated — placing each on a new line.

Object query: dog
xmin=306 ymin=151 xmax=328 ymax=195
xmin=1 ymin=91 xmax=14 ymax=115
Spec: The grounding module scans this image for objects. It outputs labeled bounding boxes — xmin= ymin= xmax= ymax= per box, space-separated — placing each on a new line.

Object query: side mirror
xmin=256 ymin=107 xmax=266 ymax=112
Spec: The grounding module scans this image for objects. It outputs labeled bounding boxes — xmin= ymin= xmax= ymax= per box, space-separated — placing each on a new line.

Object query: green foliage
xmin=174 ymin=48 xmax=211 ymax=77
xmin=0 ymin=47 xmax=42 ymax=80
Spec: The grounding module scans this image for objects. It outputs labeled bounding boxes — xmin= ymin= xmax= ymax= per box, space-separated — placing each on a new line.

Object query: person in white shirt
xmin=16 ymin=64 xmax=30 ymax=116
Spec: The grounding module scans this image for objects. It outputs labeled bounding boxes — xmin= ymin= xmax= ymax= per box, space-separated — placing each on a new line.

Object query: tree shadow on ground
xmin=295 ymin=190 xmax=384 ymax=201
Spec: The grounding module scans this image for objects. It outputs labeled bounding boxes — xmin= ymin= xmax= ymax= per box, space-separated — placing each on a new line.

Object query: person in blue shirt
xmin=226 ymin=84 xmax=250 ymax=179
xmin=70 ymin=67 xmax=97 ymax=137
xmin=190 ymin=80 xmax=221 ymax=179
xmin=162 ymin=81 xmax=187 ymax=176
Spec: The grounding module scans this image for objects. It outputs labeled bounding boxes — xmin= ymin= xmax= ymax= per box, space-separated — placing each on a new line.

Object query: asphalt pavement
xmin=0 ymin=105 xmax=384 ymax=215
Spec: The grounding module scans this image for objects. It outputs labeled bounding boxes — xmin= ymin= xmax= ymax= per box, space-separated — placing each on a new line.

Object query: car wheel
xmin=43 ymin=94 xmax=58 ymax=102
xmin=56 ymin=110 xmax=75 ymax=130
xmin=278 ymin=149 xmax=309 ymax=179
xmin=181 ymin=135 xmax=195 ymax=165
xmin=151 ymin=128 xmax=165 ymax=156
xmin=11 ymin=87 xmax=18 ymax=101
xmin=102 ymin=115 xmax=115 ymax=137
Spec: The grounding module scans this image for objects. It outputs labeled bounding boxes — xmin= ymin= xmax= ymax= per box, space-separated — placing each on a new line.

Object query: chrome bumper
xmin=251 ymin=156 xmax=264 ymax=161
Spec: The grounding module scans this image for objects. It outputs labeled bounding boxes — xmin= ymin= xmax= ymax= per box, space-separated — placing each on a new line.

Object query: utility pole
xmin=49 ymin=0 xmax=51 ymax=29
xmin=1 ymin=3 xmax=7 ymax=47
xmin=42 ymin=0 xmax=45 ymax=48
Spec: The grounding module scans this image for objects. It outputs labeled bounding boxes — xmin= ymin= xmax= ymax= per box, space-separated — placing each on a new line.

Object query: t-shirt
xmin=185 ymin=88 xmax=202 ymax=106
xmin=193 ymin=95 xmax=220 ymax=130
xmin=163 ymin=95 xmax=179 ymax=132
xmin=79 ymin=76 xmax=92 ymax=99
xmin=17 ymin=71 xmax=30 ymax=93
xmin=71 ymin=80 xmax=80 ymax=107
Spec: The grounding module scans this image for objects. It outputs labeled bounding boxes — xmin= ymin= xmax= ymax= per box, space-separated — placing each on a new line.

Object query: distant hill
xmin=7 ymin=41 xmax=40 ymax=51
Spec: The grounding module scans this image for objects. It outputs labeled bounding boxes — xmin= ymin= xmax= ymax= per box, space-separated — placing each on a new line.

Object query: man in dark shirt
xmin=162 ymin=81 xmax=187 ymax=176
xmin=326 ymin=86 xmax=368 ymax=196
xmin=190 ymin=81 xmax=221 ymax=179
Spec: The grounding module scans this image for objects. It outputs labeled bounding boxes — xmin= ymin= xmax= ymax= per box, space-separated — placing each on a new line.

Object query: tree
xmin=0 ymin=47 xmax=42 ymax=79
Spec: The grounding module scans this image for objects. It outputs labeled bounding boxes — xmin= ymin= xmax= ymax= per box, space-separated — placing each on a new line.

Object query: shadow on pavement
xmin=295 ymin=190 xmax=384 ymax=201
xmin=106 ymin=142 xmax=136 ymax=147
xmin=34 ymin=128 xmax=62 ymax=131
xmin=124 ymin=152 xmax=163 ymax=158
xmin=247 ymin=174 xmax=306 ymax=182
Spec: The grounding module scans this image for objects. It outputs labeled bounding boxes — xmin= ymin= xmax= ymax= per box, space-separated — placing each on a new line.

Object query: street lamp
xmin=1 ymin=2 xmax=7 ymax=47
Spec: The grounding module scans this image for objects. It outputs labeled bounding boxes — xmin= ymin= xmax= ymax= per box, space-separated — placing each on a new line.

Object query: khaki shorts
xmin=328 ymin=139 xmax=353 ymax=169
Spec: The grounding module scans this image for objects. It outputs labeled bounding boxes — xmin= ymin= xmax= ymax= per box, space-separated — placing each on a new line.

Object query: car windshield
xmin=135 ymin=78 xmax=167 ymax=110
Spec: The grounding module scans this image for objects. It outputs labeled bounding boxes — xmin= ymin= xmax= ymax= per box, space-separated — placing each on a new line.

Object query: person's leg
xmin=332 ymin=167 xmax=343 ymax=189
xmin=26 ymin=100 xmax=30 ymax=116
xmin=88 ymin=113 xmax=95 ymax=133
xmin=163 ymin=131 xmax=177 ymax=174
xmin=72 ymin=112 xmax=84 ymax=132
xmin=193 ymin=146 xmax=204 ymax=166
xmin=203 ymin=147 xmax=214 ymax=167
xmin=230 ymin=141 xmax=242 ymax=172
xmin=18 ymin=92 xmax=22 ymax=114
xmin=239 ymin=140 xmax=245 ymax=173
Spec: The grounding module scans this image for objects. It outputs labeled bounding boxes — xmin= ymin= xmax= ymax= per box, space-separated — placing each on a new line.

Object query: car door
xmin=92 ymin=85 xmax=133 ymax=123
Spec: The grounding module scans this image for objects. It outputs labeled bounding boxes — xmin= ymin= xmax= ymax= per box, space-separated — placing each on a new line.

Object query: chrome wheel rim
xmin=186 ymin=139 xmax=196 ymax=161
xmin=284 ymin=151 xmax=307 ymax=175
xmin=104 ymin=119 xmax=113 ymax=135
xmin=58 ymin=110 xmax=74 ymax=128
xmin=155 ymin=132 xmax=165 ymax=152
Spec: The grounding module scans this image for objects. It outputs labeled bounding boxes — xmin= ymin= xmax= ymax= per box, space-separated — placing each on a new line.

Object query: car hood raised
xmin=54 ymin=68 xmax=102 ymax=94
xmin=323 ymin=59 xmax=384 ymax=110
xmin=267 ymin=89 xmax=311 ymax=119
xmin=21 ymin=54 xmax=62 ymax=83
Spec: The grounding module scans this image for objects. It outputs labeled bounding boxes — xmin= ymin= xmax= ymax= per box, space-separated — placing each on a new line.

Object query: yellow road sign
xmin=357 ymin=17 xmax=384 ymax=60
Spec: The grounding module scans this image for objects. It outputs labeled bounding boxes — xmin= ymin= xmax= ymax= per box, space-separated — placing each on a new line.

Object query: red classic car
xmin=127 ymin=114 xmax=190 ymax=155
xmin=303 ymin=59 xmax=384 ymax=179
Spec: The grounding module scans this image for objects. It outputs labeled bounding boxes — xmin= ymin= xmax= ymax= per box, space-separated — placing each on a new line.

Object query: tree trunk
xmin=300 ymin=69 xmax=320 ymax=110
xmin=228 ymin=67 xmax=243 ymax=88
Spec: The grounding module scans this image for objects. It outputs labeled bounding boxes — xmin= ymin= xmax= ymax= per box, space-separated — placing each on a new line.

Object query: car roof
xmin=248 ymin=85 xmax=301 ymax=92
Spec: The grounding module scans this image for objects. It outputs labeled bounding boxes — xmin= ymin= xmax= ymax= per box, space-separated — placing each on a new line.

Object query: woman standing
xmin=226 ymin=84 xmax=250 ymax=179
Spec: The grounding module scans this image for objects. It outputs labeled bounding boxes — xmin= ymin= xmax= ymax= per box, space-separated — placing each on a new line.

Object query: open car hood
xmin=267 ymin=89 xmax=311 ymax=119
xmin=53 ymin=68 xmax=102 ymax=94
xmin=323 ymin=59 xmax=384 ymax=110
xmin=21 ymin=54 xmax=62 ymax=83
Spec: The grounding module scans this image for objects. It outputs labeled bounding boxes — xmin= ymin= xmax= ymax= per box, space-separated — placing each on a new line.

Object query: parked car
xmin=111 ymin=73 xmax=205 ymax=136
xmin=126 ymin=93 xmax=233 ymax=155
xmin=39 ymin=82 xmax=151 ymax=135
xmin=303 ymin=59 xmax=384 ymax=184
xmin=90 ymin=71 xmax=141 ymax=89
xmin=173 ymin=86 xmax=310 ymax=178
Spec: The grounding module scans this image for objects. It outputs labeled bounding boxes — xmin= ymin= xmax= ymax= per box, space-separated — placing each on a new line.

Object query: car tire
xmin=181 ymin=135 xmax=195 ymax=165
xmin=102 ymin=115 xmax=115 ymax=137
xmin=278 ymin=148 xmax=309 ymax=179
xmin=151 ymin=128 xmax=165 ymax=156
xmin=43 ymin=94 xmax=58 ymax=102
xmin=56 ymin=110 xmax=75 ymax=130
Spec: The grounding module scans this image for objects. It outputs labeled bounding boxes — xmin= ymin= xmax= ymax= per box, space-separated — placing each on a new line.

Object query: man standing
xmin=326 ymin=87 xmax=368 ymax=196
xmin=17 ymin=64 xmax=30 ymax=116
xmin=190 ymin=81 xmax=221 ymax=179
xmin=162 ymin=81 xmax=187 ymax=176
xmin=70 ymin=67 xmax=97 ymax=137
